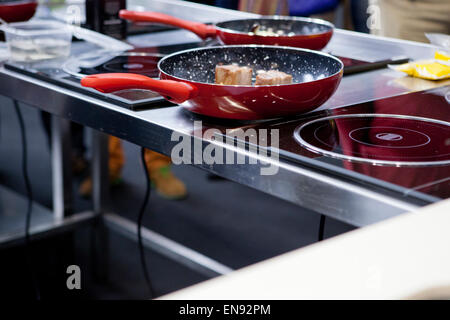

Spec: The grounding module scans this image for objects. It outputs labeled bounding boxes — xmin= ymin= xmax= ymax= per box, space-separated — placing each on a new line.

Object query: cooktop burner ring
xmin=347 ymin=126 xmax=432 ymax=149
xmin=62 ymin=50 xmax=166 ymax=79
xmin=294 ymin=113 xmax=450 ymax=167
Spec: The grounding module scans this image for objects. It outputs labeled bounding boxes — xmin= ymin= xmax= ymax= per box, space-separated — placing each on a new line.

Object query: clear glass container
xmin=1 ymin=20 xmax=72 ymax=63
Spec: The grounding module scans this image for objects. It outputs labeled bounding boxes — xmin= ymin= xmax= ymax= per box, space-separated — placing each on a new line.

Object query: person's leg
xmin=351 ymin=0 xmax=369 ymax=33
xmin=108 ymin=135 xmax=125 ymax=183
xmin=79 ymin=138 xmax=187 ymax=200
xmin=71 ymin=122 xmax=89 ymax=175
xmin=372 ymin=0 xmax=450 ymax=43
xmin=144 ymin=149 xmax=187 ymax=200
xmin=238 ymin=0 xmax=289 ymax=15
xmin=215 ymin=0 xmax=238 ymax=9
xmin=79 ymin=135 xmax=124 ymax=197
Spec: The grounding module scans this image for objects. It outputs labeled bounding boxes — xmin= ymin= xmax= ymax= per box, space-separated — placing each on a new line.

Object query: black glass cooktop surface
xmin=294 ymin=114 xmax=450 ymax=166
xmin=77 ymin=53 xmax=161 ymax=78
xmin=4 ymin=42 xmax=202 ymax=110
xmin=221 ymin=86 xmax=450 ymax=202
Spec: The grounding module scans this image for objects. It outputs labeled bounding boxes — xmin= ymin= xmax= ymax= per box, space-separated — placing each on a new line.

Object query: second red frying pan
xmin=0 ymin=0 xmax=37 ymax=23
xmin=81 ymin=45 xmax=343 ymax=120
xmin=119 ymin=10 xmax=334 ymax=50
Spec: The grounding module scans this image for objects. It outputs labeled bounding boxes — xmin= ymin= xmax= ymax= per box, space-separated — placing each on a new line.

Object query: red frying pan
xmin=0 ymin=0 xmax=37 ymax=23
xmin=119 ymin=10 xmax=334 ymax=50
xmin=81 ymin=45 xmax=343 ymax=120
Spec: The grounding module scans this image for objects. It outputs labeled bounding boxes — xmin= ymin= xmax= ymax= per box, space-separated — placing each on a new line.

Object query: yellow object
xmin=435 ymin=50 xmax=450 ymax=65
xmin=391 ymin=54 xmax=450 ymax=81
xmin=143 ymin=149 xmax=187 ymax=199
xmin=149 ymin=165 xmax=188 ymax=200
xmin=109 ymin=135 xmax=125 ymax=180
xmin=394 ymin=60 xmax=449 ymax=80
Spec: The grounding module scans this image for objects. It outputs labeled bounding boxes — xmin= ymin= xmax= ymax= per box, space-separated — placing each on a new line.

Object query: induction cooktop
xmin=294 ymin=114 xmax=450 ymax=166
xmin=3 ymin=39 xmax=396 ymax=111
xmin=220 ymin=86 xmax=450 ymax=202
xmin=3 ymin=42 xmax=203 ymax=110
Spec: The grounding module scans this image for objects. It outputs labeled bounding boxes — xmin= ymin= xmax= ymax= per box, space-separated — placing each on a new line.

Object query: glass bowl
xmin=1 ymin=20 xmax=72 ymax=62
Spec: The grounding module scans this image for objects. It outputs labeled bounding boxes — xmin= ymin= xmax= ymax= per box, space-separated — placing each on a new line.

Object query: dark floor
xmin=0 ymin=96 xmax=355 ymax=299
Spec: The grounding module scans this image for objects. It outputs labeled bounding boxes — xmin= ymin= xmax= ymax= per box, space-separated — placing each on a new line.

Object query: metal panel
xmin=51 ymin=115 xmax=73 ymax=219
xmin=104 ymin=213 xmax=233 ymax=278
xmin=0 ymin=210 xmax=98 ymax=249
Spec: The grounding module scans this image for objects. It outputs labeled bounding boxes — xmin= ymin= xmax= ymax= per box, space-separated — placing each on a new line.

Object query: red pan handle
xmin=81 ymin=73 xmax=196 ymax=104
xmin=119 ymin=10 xmax=217 ymax=40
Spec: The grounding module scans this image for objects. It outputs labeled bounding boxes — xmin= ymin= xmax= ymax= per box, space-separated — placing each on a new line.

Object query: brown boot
xmin=72 ymin=154 xmax=89 ymax=176
xmin=150 ymin=166 xmax=187 ymax=200
xmin=78 ymin=177 xmax=93 ymax=198
xmin=78 ymin=174 xmax=123 ymax=199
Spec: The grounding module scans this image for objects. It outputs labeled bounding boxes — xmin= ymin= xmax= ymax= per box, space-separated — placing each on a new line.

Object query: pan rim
xmin=0 ymin=0 xmax=37 ymax=6
xmin=214 ymin=15 xmax=334 ymax=38
xmin=157 ymin=44 xmax=344 ymax=88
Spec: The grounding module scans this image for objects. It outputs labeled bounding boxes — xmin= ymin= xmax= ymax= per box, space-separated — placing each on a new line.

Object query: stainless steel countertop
xmin=0 ymin=0 xmax=442 ymax=226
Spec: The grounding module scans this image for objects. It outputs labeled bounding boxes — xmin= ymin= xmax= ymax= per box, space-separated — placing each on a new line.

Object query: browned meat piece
xmin=255 ymin=70 xmax=293 ymax=85
xmin=215 ymin=65 xmax=253 ymax=85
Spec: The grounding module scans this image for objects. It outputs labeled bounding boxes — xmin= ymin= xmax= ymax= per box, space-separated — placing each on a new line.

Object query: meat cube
xmin=255 ymin=70 xmax=293 ymax=85
xmin=215 ymin=65 xmax=253 ymax=85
